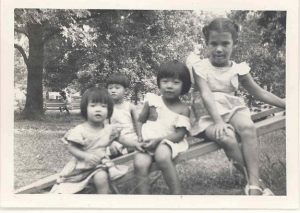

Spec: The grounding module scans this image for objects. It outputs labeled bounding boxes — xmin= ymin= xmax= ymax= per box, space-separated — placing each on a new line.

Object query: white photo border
xmin=1 ymin=0 xmax=299 ymax=209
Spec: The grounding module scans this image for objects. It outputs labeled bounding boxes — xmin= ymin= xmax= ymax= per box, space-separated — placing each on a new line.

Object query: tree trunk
xmin=22 ymin=23 xmax=44 ymax=119
xmin=133 ymin=85 xmax=138 ymax=105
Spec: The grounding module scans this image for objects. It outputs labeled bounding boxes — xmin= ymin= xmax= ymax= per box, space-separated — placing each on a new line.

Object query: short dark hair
xmin=157 ymin=60 xmax=191 ymax=95
xmin=202 ymin=18 xmax=240 ymax=45
xmin=80 ymin=87 xmax=114 ymax=120
xmin=106 ymin=73 xmax=130 ymax=88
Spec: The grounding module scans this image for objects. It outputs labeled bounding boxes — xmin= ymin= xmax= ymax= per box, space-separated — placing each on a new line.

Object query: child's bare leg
xmin=230 ymin=111 xmax=261 ymax=195
xmin=205 ymin=125 xmax=246 ymax=169
xmin=93 ymin=170 xmax=110 ymax=194
xmin=134 ymin=152 xmax=153 ymax=194
xmin=154 ymin=144 xmax=181 ymax=195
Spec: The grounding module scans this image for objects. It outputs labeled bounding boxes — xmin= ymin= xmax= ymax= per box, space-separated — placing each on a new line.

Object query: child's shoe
xmin=244 ymin=184 xmax=274 ymax=196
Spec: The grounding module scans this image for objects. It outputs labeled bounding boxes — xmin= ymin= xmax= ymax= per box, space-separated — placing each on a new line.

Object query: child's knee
xmin=93 ymin=171 xmax=109 ymax=186
xmin=217 ymin=128 xmax=237 ymax=146
xmin=235 ymin=122 xmax=256 ymax=138
xmin=134 ymin=153 xmax=151 ymax=172
xmin=154 ymin=144 xmax=172 ymax=165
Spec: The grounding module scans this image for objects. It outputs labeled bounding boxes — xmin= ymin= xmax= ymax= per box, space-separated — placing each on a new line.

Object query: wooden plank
xmin=14 ymin=174 xmax=59 ymax=194
xmin=256 ymin=114 xmax=285 ymax=136
xmin=251 ymin=107 xmax=284 ymax=121
xmin=15 ymin=112 xmax=285 ymax=194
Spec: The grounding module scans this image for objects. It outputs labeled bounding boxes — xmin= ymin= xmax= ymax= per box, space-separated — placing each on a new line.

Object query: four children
xmin=53 ymin=17 xmax=286 ymax=195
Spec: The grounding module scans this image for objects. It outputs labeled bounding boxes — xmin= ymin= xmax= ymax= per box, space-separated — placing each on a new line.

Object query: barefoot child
xmin=186 ymin=18 xmax=285 ymax=195
xmin=106 ymin=74 xmax=143 ymax=158
xmin=134 ymin=60 xmax=191 ymax=194
xmin=50 ymin=88 xmax=128 ymax=194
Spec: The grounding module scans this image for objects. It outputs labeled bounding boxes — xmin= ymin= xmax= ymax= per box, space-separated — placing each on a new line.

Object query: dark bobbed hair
xmin=106 ymin=73 xmax=130 ymax=88
xmin=202 ymin=18 xmax=240 ymax=45
xmin=80 ymin=87 xmax=114 ymax=120
xmin=157 ymin=60 xmax=191 ymax=95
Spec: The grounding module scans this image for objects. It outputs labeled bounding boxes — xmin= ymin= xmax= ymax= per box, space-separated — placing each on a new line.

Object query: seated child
xmin=106 ymin=74 xmax=143 ymax=158
xmin=134 ymin=60 xmax=191 ymax=194
xmin=50 ymin=88 xmax=128 ymax=194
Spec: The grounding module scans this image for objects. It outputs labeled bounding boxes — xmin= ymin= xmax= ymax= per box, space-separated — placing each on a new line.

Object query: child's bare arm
xmin=67 ymin=142 xmax=101 ymax=165
xmin=239 ymin=74 xmax=285 ymax=109
xmin=137 ymin=101 xmax=150 ymax=137
xmin=130 ymin=104 xmax=143 ymax=142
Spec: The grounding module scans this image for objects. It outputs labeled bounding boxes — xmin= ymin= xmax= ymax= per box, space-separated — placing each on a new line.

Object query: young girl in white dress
xmin=186 ymin=18 xmax=285 ymax=195
xmin=134 ymin=60 xmax=192 ymax=194
xmin=50 ymin=88 xmax=128 ymax=194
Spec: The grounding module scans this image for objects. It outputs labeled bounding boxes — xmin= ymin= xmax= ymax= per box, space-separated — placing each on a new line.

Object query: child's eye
xmin=222 ymin=42 xmax=230 ymax=46
xmin=209 ymin=41 xmax=217 ymax=46
xmin=101 ymin=103 xmax=107 ymax=108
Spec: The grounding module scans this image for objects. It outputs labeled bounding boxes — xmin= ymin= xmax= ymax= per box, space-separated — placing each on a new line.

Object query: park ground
xmin=14 ymin=111 xmax=286 ymax=195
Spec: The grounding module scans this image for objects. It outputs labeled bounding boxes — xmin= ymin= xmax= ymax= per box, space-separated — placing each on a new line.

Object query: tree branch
xmin=14 ymin=44 xmax=28 ymax=66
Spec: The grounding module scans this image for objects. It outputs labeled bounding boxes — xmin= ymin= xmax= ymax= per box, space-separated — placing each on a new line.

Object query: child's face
xmin=207 ymin=31 xmax=234 ymax=67
xmin=107 ymin=84 xmax=126 ymax=102
xmin=159 ymin=77 xmax=183 ymax=99
xmin=87 ymin=102 xmax=108 ymax=124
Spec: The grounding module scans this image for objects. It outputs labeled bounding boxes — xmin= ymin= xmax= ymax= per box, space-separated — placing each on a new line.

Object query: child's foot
xmin=244 ymin=184 xmax=274 ymax=196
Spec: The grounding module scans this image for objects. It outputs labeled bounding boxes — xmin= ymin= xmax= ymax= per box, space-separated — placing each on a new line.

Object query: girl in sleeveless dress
xmin=134 ymin=60 xmax=191 ymax=194
xmin=186 ymin=18 xmax=285 ymax=195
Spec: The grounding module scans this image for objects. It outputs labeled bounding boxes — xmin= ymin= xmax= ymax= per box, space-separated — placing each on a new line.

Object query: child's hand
xmin=213 ymin=121 xmax=234 ymax=140
xmin=135 ymin=143 xmax=145 ymax=152
xmin=137 ymin=136 xmax=143 ymax=143
xmin=142 ymin=139 xmax=161 ymax=151
xmin=109 ymin=142 xmax=123 ymax=156
xmin=84 ymin=153 xmax=102 ymax=166
xmin=110 ymin=128 xmax=121 ymax=142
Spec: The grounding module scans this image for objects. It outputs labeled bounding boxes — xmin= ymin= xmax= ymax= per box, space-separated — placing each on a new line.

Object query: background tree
xmin=14 ymin=10 xmax=286 ymax=118
xmin=14 ymin=9 xmax=92 ymax=119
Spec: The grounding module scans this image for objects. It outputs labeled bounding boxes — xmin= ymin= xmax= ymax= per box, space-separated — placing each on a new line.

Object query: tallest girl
xmin=187 ymin=18 xmax=285 ymax=195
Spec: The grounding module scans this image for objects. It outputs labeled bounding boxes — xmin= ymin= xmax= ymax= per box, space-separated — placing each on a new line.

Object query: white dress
xmin=142 ymin=93 xmax=191 ymax=159
xmin=186 ymin=53 xmax=251 ymax=136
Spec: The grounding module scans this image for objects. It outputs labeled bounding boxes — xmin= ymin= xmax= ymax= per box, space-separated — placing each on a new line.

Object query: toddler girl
xmin=106 ymin=74 xmax=143 ymax=158
xmin=134 ymin=60 xmax=191 ymax=194
xmin=186 ymin=18 xmax=285 ymax=195
xmin=50 ymin=88 xmax=128 ymax=194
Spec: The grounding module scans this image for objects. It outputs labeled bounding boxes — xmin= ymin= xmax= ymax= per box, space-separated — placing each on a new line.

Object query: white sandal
xmin=244 ymin=184 xmax=274 ymax=196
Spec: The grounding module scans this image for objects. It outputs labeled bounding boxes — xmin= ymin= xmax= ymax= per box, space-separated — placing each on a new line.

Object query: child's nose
xmin=216 ymin=45 xmax=223 ymax=52
xmin=166 ymin=82 xmax=174 ymax=88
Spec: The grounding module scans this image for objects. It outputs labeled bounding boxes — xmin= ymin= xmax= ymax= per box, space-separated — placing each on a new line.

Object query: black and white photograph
xmin=0 ymin=0 xmax=299 ymax=209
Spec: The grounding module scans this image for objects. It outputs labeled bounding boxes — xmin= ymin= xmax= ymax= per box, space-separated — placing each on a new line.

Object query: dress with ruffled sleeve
xmin=50 ymin=124 xmax=114 ymax=193
xmin=186 ymin=54 xmax=251 ymax=136
xmin=142 ymin=93 xmax=191 ymax=158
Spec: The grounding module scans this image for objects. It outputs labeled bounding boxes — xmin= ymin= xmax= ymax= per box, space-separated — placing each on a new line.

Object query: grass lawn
xmin=14 ymin=111 xmax=286 ymax=195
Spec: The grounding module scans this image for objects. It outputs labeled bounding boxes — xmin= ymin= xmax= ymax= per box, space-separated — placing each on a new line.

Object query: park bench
xmin=15 ymin=107 xmax=285 ymax=194
xmin=44 ymin=99 xmax=81 ymax=111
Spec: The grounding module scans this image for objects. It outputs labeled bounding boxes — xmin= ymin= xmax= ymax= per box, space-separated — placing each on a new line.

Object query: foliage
xmin=229 ymin=11 xmax=286 ymax=99
xmin=14 ymin=9 xmax=286 ymax=118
